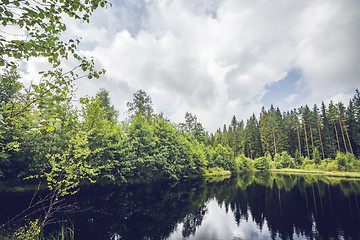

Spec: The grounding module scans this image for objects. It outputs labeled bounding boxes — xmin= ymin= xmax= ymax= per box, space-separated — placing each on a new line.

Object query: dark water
xmin=1 ymin=173 xmax=360 ymax=239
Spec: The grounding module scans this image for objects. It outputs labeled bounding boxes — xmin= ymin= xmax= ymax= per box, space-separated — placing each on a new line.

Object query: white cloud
xmin=84 ymin=0 xmax=303 ymax=130
xmin=294 ymin=1 xmax=360 ymax=105
xmin=18 ymin=0 xmax=360 ymax=132
xmin=284 ymin=94 xmax=299 ymax=105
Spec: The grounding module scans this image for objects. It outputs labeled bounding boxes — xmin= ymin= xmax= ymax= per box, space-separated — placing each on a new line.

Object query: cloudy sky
xmin=23 ymin=0 xmax=360 ymax=132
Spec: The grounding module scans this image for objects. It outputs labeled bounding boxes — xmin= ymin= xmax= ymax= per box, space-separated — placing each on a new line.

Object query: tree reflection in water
xmin=1 ymin=173 xmax=359 ymax=239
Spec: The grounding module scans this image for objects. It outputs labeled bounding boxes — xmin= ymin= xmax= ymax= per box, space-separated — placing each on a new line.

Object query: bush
xmin=336 ymin=152 xmax=359 ymax=172
xmin=301 ymin=157 xmax=310 ymax=169
xmin=274 ymin=153 xmax=281 ymax=169
xmin=326 ymin=161 xmax=338 ymax=171
xmin=317 ymin=161 xmax=327 ymax=170
xmin=280 ymin=151 xmax=295 ymax=168
xmin=294 ymin=149 xmax=303 ymax=166
xmin=346 ymin=152 xmax=360 ymax=172
xmin=236 ymin=154 xmax=253 ymax=171
xmin=313 ymin=147 xmax=321 ymax=165
xmin=213 ymin=144 xmax=235 ymax=172
xmin=253 ymin=156 xmax=270 ymax=171
xmin=336 ymin=152 xmax=347 ymax=171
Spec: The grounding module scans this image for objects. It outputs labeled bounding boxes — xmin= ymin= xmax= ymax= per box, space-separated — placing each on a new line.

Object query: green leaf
xmin=5 ymin=10 xmax=13 ymax=17
xmin=54 ymin=122 xmax=61 ymax=130
xmin=46 ymin=125 xmax=55 ymax=132
xmin=24 ymin=42 xmax=32 ymax=50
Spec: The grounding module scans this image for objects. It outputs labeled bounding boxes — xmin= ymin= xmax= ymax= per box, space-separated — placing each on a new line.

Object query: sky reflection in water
xmin=168 ymin=199 xmax=275 ymax=240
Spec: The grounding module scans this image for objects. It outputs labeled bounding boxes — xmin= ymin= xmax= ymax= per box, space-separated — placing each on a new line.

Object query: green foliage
xmin=0 ymin=0 xmax=110 ymax=67
xmin=96 ymin=88 xmax=118 ymax=123
xmin=274 ymin=153 xmax=281 ymax=169
xmin=126 ymin=90 xmax=154 ymax=121
xmin=215 ymin=89 xmax=360 ymax=168
xmin=336 ymin=152 xmax=347 ymax=171
xmin=253 ymin=156 xmax=270 ymax=170
xmin=336 ymin=152 xmax=360 ymax=172
xmin=1 ymin=221 xmax=74 ymax=240
xmin=179 ymin=112 xmax=207 ymax=143
xmin=0 ymin=0 xmax=107 ymax=147
xmin=294 ymin=149 xmax=303 ymax=166
xmin=0 ymin=0 xmax=109 ymax=180
xmin=13 ymin=219 xmax=41 ymax=240
xmin=38 ymin=132 xmax=99 ymax=197
xmin=235 ymin=154 xmax=253 ymax=172
xmin=211 ymin=144 xmax=235 ymax=172
xmin=313 ymin=147 xmax=321 ymax=164
xmin=280 ymin=151 xmax=295 ymax=169
xmin=0 ymin=69 xmax=24 ymax=173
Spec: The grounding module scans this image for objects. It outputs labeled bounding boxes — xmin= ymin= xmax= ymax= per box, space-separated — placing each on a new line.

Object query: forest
xmin=2 ymin=66 xmax=360 ymax=183
xmin=209 ymin=90 xmax=360 ymax=173
xmin=0 ymin=0 xmax=360 ymax=184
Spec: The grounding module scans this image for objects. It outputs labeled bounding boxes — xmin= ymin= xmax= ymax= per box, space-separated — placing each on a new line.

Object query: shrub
xmin=253 ymin=156 xmax=270 ymax=171
xmin=313 ymin=147 xmax=321 ymax=165
xmin=301 ymin=157 xmax=310 ymax=169
xmin=280 ymin=151 xmax=295 ymax=169
xmin=236 ymin=154 xmax=253 ymax=171
xmin=274 ymin=153 xmax=281 ymax=169
xmin=336 ymin=152 xmax=347 ymax=171
xmin=294 ymin=149 xmax=303 ymax=166
xmin=336 ymin=152 xmax=359 ymax=172
xmin=326 ymin=161 xmax=338 ymax=171
xmin=346 ymin=152 xmax=360 ymax=172
xmin=317 ymin=161 xmax=327 ymax=170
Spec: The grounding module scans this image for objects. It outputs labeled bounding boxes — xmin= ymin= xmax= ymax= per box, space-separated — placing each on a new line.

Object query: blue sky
xmin=21 ymin=0 xmax=360 ymax=132
xmin=262 ymin=69 xmax=304 ymax=110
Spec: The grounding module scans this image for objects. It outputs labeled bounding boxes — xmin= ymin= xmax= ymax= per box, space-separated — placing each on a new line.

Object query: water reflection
xmin=64 ymin=173 xmax=360 ymax=240
xmin=1 ymin=173 xmax=360 ymax=239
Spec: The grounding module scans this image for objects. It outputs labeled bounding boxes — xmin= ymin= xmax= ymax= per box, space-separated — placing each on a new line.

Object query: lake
xmin=1 ymin=173 xmax=360 ymax=239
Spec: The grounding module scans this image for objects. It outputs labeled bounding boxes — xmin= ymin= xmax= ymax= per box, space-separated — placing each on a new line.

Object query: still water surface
xmin=1 ymin=173 xmax=360 ymax=239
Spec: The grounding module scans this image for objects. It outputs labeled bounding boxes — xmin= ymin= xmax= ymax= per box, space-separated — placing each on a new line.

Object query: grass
xmin=203 ymin=167 xmax=232 ymax=177
xmin=0 ymin=221 xmax=74 ymax=240
xmin=270 ymin=168 xmax=360 ymax=179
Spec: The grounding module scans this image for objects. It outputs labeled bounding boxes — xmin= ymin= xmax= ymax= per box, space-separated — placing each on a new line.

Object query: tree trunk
xmin=333 ymin=120 xmax=340 ymax=152
xmin=296 ymin=121 xmax=302 ymax=156
xmin=338 ymin=118 xmax=348 ymax=153
xmin=288 ymin=129 xmax=292 ymax=154
xmin=309 ymin=123 xmax=314 ymax=154
xmin=303 ymin=118 xmax=310 ymax=159
xmin=272 ymin=123 xmax=277 ymax=154
xmin=317 ymin=119 xmax=325 ymax=159
xmin=342 ymin=118 xmax=353 ymax=154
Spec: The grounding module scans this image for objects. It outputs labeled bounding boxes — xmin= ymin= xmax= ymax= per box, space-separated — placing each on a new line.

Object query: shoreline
xmin=269 ymin=168 xmax=360 ymax=179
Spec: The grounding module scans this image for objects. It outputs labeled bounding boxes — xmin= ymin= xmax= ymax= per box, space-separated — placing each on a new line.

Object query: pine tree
xmin=346 ymin=90 xmax=360 ymax=156
xmin=244 ymin=114 xmax=262 ymax=159
xmin=337 ymin=102 xmax=348 ymax=153
xmin=300 ymin=105 xmax=312 ymax=159
xmin=236 ymin=120 xmax=245 ymax=156
xmin=321 ymin=101 xmax=336 ymax=158
xmin=96 ymin=88 xmax=118 ymax=123
xmin=313 ymin=104 xmax=325 ymax=159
